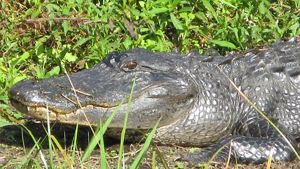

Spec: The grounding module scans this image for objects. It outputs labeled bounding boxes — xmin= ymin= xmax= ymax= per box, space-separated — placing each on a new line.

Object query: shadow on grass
xmin=0 ymin=122 xmax=121 ymax=149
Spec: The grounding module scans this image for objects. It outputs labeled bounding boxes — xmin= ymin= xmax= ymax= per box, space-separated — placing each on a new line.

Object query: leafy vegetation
xmin=1 ymin=0 xmax=299 ymax=95
xmin=0 ymin=0 xmax=299 ymax=168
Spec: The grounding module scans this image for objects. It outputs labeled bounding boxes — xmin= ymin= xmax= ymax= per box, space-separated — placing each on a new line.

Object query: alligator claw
xmin=177 ymin=152 xmax=210 ymax=167
xmin=177 ymin=148 xmax=228 ymax=167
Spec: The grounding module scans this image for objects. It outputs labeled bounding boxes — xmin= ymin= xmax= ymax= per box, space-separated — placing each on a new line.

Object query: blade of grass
xmin=64 ymin=69 xmax=96 ymax=135
xmin=225 ymin=140 xmax=233 ymax=169
xmin=130 ymin=118 xmax=161 ymax=169
xmin=46 ymin=104 xmax=53 ymax=169
xmin=99 ymin=121 xmax=107 ymax=169
xmin=81 ymin=98 xmax=125 ymax=162
xmin=117 ymin=79 xmax=136 ymax=169
xmin=151 ymin=149 xmax=157 ymax=169
xmin=204 ymin=140 xmax=230 ymax=166
xmin=71 ymin=123 xmax=79 ymax=160
xmin=153 ymin=145 xmax=170 ymax=169
xmin=65 ymin=68 xmax=109 ymax=167
xmin=21 ymin=127 xmax=26 ymax=153
xmin=0 ymin=122 xmax=13 ymax=128
xmin=33 ymin=157 xmax=43 ymax=169
xmin=0 ymin=108 xmax=23 ymax=124
xmin=2 ymin=103 xmax=49 ymax=168
xmin=65 ymin=68 xmax=116 ymax=168
xmin=18 ymin=139 xmax=41 ymax=168
xmin=202 ymin=0 xmax=219 ymax=23
xmin=22 ymin=126 xmax=47 ymax=167
xmin=39 ymin=149 xmax=48 ymax=169
xmin=50 ymin=135 xmax=72 ymax=168
xmin=9 ymin=117 xmax=47 ymax=168
xmin=266 ymin=148 xmax=274 ymax=169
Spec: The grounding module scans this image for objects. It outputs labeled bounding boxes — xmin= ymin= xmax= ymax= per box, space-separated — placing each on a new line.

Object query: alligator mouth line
xmin=10 ymin=98 xmax=123 ymax=124
xmin=60 ymin=92 xmax=126 ymax=109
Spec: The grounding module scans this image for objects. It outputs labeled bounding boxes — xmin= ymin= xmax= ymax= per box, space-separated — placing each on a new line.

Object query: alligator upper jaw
xmin=7 ymin=64 xmax=136 ymax=115
xmin=10 ymin=98 xmax=112 ymax=126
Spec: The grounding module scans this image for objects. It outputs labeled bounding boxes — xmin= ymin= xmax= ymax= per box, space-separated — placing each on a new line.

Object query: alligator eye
xmin=123 ymin=61 xmax=138 ymax=70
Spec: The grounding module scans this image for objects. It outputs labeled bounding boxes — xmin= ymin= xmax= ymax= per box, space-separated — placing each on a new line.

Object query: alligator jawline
xmin=10 ymin=98 xmax=122 ymax=125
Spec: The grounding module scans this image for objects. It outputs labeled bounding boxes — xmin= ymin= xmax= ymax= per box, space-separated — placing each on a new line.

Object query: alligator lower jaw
xmin=10 ymin=99 xmax=115 ymax=126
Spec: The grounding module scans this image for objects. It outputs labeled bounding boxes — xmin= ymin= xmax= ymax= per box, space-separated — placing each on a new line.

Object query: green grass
xmin=117 ymin=79 xmax=135 ymax=169
xmin=1 ymin=0 xmax=300 ymax=168
xmin=1 ymin=0 xmax=300 ymax=98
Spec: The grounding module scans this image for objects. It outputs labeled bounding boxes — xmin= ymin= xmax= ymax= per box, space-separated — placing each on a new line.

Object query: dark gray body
xmin=9 ymin=37 xmax=300 ymax=165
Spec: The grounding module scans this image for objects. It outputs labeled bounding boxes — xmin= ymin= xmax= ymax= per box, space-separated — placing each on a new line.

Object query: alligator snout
xmin=9 ymin=79 xmax=43 ymax=105
xmin=8 ymin=75 xmax=86 ymax=115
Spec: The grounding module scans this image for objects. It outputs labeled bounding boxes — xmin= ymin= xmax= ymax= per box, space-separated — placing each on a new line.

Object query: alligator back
xmin=231 ymin=38 xmax=300 ymax=138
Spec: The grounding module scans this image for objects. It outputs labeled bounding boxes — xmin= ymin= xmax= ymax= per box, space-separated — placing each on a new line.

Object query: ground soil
xmin=0 ymin=122 xmax=299 ymax=169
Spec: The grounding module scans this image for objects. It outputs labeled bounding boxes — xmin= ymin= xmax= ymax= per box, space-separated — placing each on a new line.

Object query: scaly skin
xmin=9 ymin=37 xmax=300 ymax=165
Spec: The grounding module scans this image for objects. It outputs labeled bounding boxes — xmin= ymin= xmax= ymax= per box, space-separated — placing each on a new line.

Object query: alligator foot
xmin=179 ymin=148 xmax=228 ymax=167
xmin=177 ymin=134 xmax=297 ymax=167
xmin=178 ymin=136 xmax=235 ymax=167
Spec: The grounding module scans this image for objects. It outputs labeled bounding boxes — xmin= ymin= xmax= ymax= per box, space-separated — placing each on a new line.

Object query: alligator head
xmin=9 ymin=49 xmax=197 ymax=128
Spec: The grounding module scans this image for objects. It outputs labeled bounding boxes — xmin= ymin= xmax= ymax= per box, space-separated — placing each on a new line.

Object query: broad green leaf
xmin=62 ymin=6 xmax=70 ymax=15
xmin=202 ymin=0 xmax=219 ymax=23
xmin=62 ymin=21 xmax=70 ymax=35
xmin=258 ymin=1 xmax=268 ymax=15
xmin=123 ymin=37 xmax=133 ymax=49
xmin=64 ymin=52 xmax=77 ymax=62
xmin=46 ymin=66 xmax=60 ymax=77
xmin=195 ymin=11 xmax=208 ymax=22
xmin=210 ymin=40 xmax=236 ymax=49
xmin=148 ymin=8 xmax=169 ymax=14
xmin=13 ymin=74 xmax=27 ymax=84
xmin=74 ymin=37 xmax=92 ymax=48
xmin=290 ymin=22 xmax=299 ymax=32
xmin=139 ymin=1 xmax=145 ymax=8
xmin=35 ymin=66 xmax=45 ymax=79
xmin=46 ymin=3 xmax=61 ymax=11
xmin=76 ymin=0 xmax=83 ymax=4
xmin=31 ymin=8 xmax=41 ymax=18
xmin=170 ymin=13 xmax=183 ymax=30
xmin=172 ymin=0 xmax=181 ymax=8
xmin=11 ymin=52 xmax=30 ymax=66
xmin=218 ymin=0 xmax=237 ymax=9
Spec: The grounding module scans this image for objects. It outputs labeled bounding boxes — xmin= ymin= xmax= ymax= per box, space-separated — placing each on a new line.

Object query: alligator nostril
xmin=8 ymin=79 xmax=42 ymax=106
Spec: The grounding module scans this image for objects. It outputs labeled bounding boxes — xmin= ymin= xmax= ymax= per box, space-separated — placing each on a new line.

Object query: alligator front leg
xmin=179 ymin=118 xmax=298 ymax=166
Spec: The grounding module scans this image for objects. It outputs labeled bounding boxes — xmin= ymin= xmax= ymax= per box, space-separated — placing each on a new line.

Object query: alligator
xmin=8 ymin=37 xmax=300 ymax=165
